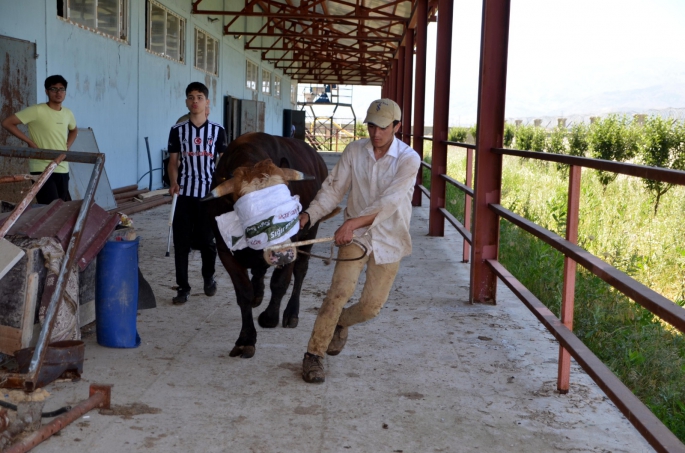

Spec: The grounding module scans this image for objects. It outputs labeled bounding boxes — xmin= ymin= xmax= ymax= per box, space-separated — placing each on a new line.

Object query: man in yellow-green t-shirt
xmin=1 ymin=75 xmax=77 ymax=204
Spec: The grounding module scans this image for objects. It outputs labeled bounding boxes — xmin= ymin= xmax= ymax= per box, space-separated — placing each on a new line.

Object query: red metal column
xmin=412 ymin=0 xmax=428 ymax=207
xmin=396 ymin=46 xmax=405 ymax=108
xmin=429 ymin=0 xmax=454 ymax=236
xmin=402 ymin=32 xmax=414 ymax=146
xmin=470 ymin=0 xmax=511 ymax=304
xmin=558 ymin=165 xmax=581 ymax=393
xmin=389 ymin=62 xmax=397 ymax=102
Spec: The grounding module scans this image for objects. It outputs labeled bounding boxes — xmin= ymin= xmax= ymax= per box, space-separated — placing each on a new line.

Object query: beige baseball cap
xmin=363 ymin=99 xmax=402 ymax=128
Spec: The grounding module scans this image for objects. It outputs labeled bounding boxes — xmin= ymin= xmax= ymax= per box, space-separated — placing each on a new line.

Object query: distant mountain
xmin=536 ymin=84 xmax=685 ymax=118
xmin=487 ymin=82 xmax=685 ymax=128
xmin=428 ymin=46 xmax=685 ymax=128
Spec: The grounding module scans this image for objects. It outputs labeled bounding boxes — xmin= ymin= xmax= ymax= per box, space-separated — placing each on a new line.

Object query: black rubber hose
xmin=40 ymin=406 xmax=71 ymax=417
xmin=145 ymin=136 xmax=153 ymax=191
xmin=0 ymin=399 xmax=71 ymax=418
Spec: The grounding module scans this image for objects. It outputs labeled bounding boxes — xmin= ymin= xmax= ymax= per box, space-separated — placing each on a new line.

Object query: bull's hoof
xmin=258 ymin=311 xmax=279 ymax=328
xmin=251 ymin=295 xmax=264 ymax=308
xmin=282 ymin=316 xmax=299 ymax=328
xmin=229 ymin=345 xmax=256 ymax=358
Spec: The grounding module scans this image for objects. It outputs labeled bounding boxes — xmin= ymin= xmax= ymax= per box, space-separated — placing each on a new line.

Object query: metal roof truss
xmin=191 ymin=0 xmax=425 ymax=85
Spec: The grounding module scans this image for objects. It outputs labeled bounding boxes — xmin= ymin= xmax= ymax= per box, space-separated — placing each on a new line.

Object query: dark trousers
xmin=30 ymin=172 xmax=71 ymax=205
xmin=172 ymin=195 xmax=216 ymax=291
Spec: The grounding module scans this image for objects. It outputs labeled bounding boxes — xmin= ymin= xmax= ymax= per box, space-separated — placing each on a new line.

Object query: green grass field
xmin=421 ymin=144 xmax=685 ymax=441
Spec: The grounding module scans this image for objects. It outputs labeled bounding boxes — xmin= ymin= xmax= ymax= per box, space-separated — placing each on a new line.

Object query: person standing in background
xmin=167 ymin=82 xmax=227 ymax=304
xmin=1 ymin=75 xmax=77 ymax=204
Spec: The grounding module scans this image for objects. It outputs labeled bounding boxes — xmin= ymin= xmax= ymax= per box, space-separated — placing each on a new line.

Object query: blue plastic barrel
xmin=95 ymin=237 xmax=141 ymax=348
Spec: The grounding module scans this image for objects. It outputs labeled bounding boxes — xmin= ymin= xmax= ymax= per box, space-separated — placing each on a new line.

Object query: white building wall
xmin=0 ymin=0 xmax=296 ymax=189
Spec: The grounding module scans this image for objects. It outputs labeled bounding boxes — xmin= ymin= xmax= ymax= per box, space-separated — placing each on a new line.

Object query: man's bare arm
xmin=67 ymin=128 xmax=78 ymax=150
xmin=334 ymin=213 xmax=377 ymax=246
xmin=1 ymin=115 xmax=37 ymax=148
xmin=168 ymin=153 xmax=180 ymax=195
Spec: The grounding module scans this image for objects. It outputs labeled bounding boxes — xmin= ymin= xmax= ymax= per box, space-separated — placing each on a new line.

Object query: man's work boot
xmin=302 ymin=352 xmax=325 ymax=383
xmin=172 ymin=289 xmax=190 ymax=305
xmin=204 ymin=278 xmax=217 ymax=297
xmin=326 ymin=325 xmax=348 ymax=356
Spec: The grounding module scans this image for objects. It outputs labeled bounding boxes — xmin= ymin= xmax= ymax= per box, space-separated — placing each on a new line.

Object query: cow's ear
xmin=202 ymin=178 xmax=235 ymax=201
xmin=279 ymin=157 xmax=291 ymax=169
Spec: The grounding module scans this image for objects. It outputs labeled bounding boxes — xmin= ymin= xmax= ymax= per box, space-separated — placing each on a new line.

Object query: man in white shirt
xmin=298 ymin=99 xmax=421 ymax=383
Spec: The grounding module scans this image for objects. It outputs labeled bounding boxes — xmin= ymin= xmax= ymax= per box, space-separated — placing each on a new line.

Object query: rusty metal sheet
xmin=14 ymin=340 xmax=84 ymax=389
xmin=0 ymin=200 xmax=120 ymax=270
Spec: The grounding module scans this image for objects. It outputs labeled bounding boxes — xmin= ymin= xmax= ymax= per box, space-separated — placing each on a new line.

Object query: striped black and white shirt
xmin=168 ymin=120 xmax=227 ymax=198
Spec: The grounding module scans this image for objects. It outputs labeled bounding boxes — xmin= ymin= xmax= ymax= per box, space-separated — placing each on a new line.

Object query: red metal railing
xmin=417 ymin=141 xmax=685 ymax=452
xmin=414 ymin=137 xmax=474 ymax=263
xmin=400 ymin=0 xmax=685 ymax=450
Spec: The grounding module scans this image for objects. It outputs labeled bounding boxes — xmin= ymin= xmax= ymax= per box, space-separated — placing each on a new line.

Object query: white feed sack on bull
xmin=215 ymin=184 xmax=301 ymax=251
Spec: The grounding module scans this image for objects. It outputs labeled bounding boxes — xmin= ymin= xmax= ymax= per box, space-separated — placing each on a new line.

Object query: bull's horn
xmin=201 ymin=179 xmax=235 ymax=201
xmin=282 ymin=168 xmax=315 ymax=181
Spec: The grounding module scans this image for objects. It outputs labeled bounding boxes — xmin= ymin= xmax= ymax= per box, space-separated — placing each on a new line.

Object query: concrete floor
xmin=21 ymin=152 xmax=653 ymax=452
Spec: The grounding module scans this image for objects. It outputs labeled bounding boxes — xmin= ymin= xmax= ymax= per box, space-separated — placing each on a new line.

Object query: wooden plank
xmin=0 ymin=325 xmax=22 ymax=355
xmin=119 ymin=196 xmax=172 ymax=215
xmin=112 ymin=184 xmax=138 ymax=194
xmin=114 ymin=201 xmax=141 ymax=210
xmin=136 ymin=189 xmax=169 ymax=200
xmin=114 ymin=189 xmax=149 ymax=200
xmin=0 ymin=238 xmax=25 ymax=281
xmin=20 ymin=272 xmax=38 ymax=348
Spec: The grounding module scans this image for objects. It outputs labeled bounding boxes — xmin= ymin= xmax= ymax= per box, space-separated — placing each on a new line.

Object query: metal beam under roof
xmin=192 ymin=0 xmax=438 ymax=85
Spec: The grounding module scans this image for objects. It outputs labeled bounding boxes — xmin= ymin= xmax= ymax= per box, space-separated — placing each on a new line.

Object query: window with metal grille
xmin=246 ymin=60 xmax=258 ymax=90
xmin=57 ymin=0 xmax=129 ymax=42
xmin=194 ymin=28 xmax=218 ymax=76
xmin=274 ymin=75 xmax=281 ymax=98
xmin=262 ymin=69 xmax=271 ymax=95
xmin=145 ymin=0 xmax=185 ymax=63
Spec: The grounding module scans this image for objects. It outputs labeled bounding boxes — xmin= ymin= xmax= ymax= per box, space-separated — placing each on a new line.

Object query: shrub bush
xmin=639 ymin=116 xmax=685 ymax=214
xmin=588 ymin=115 xmax=639 ymax=187
xmin=448 ymin=126 xmax=469 ymax=143
xmin=568 ymin=123 xmax=589 ymax=157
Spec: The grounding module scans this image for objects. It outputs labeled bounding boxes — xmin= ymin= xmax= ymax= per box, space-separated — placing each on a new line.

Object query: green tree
xmin=546 ymin=126 xmax=567 ymax=154
xmin=546 ymin=126 xmax=568 ymax=171
xmin=468 ymin=124 xmax=478 ymax=144
xmin=448 ymin=126 xmax=469 ymax=143
xmin=503 ymin=122 xmax=515 ymax=147
xmin=588 ymin=115 xmax=639 ymax=187
xmin=568 ymin=123 xmax=589 ymax=157
xmin=639 ymin=116 xmax=685 ymax=214
xmin=515 ymin=124 xmax=534 ymax=151
xmin=530 ymin=126 xmax=547 ymax=152
xmin=355 ymin=122 xmax=368 ymax=138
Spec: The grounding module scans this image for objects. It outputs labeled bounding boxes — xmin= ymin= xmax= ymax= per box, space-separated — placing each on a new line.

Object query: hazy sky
xmin=348 ymin=0 xmax=685 ymax=126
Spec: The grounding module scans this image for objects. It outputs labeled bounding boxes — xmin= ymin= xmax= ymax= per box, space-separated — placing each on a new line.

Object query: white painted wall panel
xmin=0 ymin=0 xmax=295 ymax=190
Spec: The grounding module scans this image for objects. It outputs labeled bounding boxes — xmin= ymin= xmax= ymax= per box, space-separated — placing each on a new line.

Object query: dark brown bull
xmin=205 ymin=132 xmax=328 ymax=358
